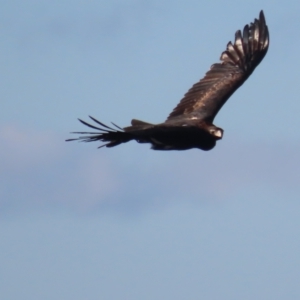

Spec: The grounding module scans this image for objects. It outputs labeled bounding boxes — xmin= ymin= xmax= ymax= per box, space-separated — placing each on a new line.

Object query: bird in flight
xmin=67 ymin=11 xmax=269 ymax=151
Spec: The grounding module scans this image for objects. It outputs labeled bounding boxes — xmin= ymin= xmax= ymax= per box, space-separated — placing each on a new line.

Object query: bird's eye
xmin=214 ymin=130 xmax=222 ymax=138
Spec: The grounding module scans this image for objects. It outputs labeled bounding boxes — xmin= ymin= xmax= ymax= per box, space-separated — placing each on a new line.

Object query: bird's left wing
xmin=167 ymin=10 xmax=269 ymax=123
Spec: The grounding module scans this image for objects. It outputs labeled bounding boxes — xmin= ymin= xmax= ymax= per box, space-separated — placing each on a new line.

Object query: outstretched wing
xmin=167 ymin=10 xmax=269 ymax=123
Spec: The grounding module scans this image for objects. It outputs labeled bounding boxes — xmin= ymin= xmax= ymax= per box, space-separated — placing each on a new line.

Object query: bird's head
xmin=208 ymin=125 xmax=223 ymax=140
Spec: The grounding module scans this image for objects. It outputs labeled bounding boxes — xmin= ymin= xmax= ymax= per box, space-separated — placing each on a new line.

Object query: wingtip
xmin=259 ymin=11 xmax=266 ymax=27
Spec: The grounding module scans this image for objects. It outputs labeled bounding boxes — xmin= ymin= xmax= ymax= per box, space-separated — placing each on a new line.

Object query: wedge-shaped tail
xmin=66 ymin=116 xmax=132 ymax=148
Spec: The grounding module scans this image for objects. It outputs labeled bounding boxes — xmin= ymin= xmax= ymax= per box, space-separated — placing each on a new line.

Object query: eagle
xmin=66 ymin=11 xmax=269 ymax=151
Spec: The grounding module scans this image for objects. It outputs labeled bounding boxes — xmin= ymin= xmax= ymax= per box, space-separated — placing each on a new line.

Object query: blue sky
xmin=1 ymin=0 xmax=300 ymax=299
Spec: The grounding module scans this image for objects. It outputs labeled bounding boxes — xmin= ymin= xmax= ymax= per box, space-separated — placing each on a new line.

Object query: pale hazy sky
xmin=1 ymin=1 xmax=300 ymax=299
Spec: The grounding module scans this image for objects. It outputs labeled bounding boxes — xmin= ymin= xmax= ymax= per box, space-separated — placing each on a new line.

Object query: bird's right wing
xmin=167 ymin=10 xmax=269 ymax=123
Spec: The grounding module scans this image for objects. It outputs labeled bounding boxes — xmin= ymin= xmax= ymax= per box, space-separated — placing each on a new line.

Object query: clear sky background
xmin=1 ymin=0 xmax=300 ymax=299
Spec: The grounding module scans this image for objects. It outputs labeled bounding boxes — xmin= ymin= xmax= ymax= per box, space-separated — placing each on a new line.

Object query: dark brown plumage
xmin=66 ymin=11 xmax=269 ymax=151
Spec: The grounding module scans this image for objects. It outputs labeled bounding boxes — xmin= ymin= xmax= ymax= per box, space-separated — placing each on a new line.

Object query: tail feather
xmin=124 ymin=119 xmax=154 ymax=132
xmin=66 ymin=116 xmax=132 ymax=148
xmin=131 ymin=119 xmax=152 ymax=126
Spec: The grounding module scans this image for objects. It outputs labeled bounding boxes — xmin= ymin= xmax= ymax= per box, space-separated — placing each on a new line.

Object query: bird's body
xmin=67 ymin=11 xmax=269 ymax=151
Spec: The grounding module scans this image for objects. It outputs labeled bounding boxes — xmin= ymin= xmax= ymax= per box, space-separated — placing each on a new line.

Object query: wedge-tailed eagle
xmin=67 ymin=11 xmax=269 ymax=151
